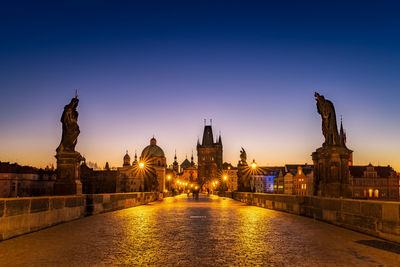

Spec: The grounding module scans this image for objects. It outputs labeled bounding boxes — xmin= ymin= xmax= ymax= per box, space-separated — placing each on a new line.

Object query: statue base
xmin=54 ymin=151 xmax=82 ymax=195
xmin=312 ymin=145 xmax=352 ymax=198
xmin=237 ymin=161 xmax=251 ymax=192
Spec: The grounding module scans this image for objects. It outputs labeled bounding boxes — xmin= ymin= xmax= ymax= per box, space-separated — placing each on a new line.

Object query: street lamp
xmin=223 ymin=175 xmax=228 ymax=192
xmin=251 ymin=160 xmax=257 ymax=169
xmin=139 ymin=162 xmax=144 ymax=168
xmin=167 ymin=175 xmax=171 ymax=191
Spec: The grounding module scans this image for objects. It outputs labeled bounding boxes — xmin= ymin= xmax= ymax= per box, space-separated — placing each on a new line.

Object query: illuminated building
xmin=349 ymin=164 xmax=399 ymax=201
xmin=0 ymin=162 xmax=56 ymax=197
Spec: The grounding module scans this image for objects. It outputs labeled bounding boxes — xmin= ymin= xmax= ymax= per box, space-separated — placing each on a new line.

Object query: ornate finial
xmin=210 ymin=119 xmax=212 ymax=125
xmin=204 ymin=119 xmax=206 ymax=126
xmin=126 ymin=150 xmax=128 ymax=154
xmin=75 ymin=88 xmax=78 ymax=98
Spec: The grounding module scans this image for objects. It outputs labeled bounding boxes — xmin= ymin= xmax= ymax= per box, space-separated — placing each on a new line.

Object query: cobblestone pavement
xmin=0 ymin=194 xmax=399 ymax=266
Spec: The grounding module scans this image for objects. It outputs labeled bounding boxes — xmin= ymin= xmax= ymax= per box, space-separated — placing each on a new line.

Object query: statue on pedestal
xmin=237 ymin=147 xmax=250 ymax=192
xmin=54 ymin=90 xmax=82 ymax=195
xmin=312 ymin=92 xmax=352 ymax=198
xmin=57 ymin=94 xmax=80 ymax=153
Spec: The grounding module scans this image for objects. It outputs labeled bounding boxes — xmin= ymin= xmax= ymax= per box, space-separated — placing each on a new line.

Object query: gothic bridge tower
xmin=197 ymin=122 xmax=222 ymax=187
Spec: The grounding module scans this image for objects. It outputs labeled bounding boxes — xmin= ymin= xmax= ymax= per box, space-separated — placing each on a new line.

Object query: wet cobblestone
xmin=0 ymin=194 xmax=399 ymax=266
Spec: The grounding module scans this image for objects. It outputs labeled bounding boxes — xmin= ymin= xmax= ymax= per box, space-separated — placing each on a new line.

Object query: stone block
xmin=320 ymin=198 xmax=341 ymax=211
xmin=342 ymin=200 xmax=360 ymax=214
xmin=65 ymin=196 xmax=84 ymax=208
xmin=361 ymin=202 xmax=382 ymax=219
xmin=50 ymin=198 xmax=65 ymax=210
xmin=382 ymin=203 xmax=399 ymax=222
xmin=30 ymin=198 xmax=50 ymax=213
xmin=0 ymin=200 xmax=4 ymax=217
xmin=5 ymin=199 xmax=30 ymax=217
xmin=103 ymin=201 xmax=112 ymax=211
xmin=312 ymin=208 xmax=323 ymax=220
xmin=322 ymin=210 xmax=337 ymax=222
xmin=86 ymin=194 xmax=103 ymax=205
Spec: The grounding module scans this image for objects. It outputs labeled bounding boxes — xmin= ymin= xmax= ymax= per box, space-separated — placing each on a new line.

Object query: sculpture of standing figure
xmin=57 ymin=94 xmax=80 ymax=153
xmin=315 ymin=92 xmax=340 ymax=146
xmin=240 ymin=147 xmax=247 ymax=163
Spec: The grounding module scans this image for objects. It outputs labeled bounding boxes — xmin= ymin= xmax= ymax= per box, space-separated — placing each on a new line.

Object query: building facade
xmin=222 ymin=163 xmax=238 ymax=192
xmin=349 ymin=164 xmax=399 ymax=201
xmin=0 ymin=162 xmax=56 ymax=197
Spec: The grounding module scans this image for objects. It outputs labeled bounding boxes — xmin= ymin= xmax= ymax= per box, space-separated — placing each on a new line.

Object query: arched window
xmin=368 ymin=189 xmax=373 ymax=198
xmin=374 ymin=189 xmax=379 ymax=198
xmin=158 ymin=160 xmax=161 ymax=166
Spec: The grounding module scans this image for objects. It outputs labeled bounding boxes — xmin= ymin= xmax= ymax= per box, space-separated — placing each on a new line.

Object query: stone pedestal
xmin=54 ymin=151 xmax=82 ymax=195
xmin=312 ymin=145 xmax=352 ymax=198
xmin=237 ymin=162 xmax=250 ymax=192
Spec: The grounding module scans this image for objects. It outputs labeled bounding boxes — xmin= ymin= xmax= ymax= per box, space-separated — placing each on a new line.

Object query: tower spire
xmin=339 ymin=116 xmax=347 ymax=146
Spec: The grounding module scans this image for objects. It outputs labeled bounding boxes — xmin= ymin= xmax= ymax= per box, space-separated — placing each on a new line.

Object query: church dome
xmin=141 ymin=138 xmax=165 ymax=158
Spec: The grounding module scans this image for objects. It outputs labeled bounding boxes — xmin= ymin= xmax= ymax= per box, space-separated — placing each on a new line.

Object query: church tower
xmin=173 ymin=150 xmax=179 ymax=173
xmin=197 ymin=121 xmax=223 ymax=187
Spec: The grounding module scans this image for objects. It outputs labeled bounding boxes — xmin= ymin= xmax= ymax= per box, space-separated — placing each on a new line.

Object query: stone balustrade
xmin=86 ymin=192 xmax=158 ymax=215
xmin=231 ymin=192 xmax=400 ymax=243
xmin=0 ymin=192 xmax=160 ymax=241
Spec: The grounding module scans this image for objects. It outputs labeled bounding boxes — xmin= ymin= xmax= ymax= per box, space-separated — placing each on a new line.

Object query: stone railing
xmin=86 ymin=192 xmax=158 ymax=215
xmin=232 ymin=192 xmax=400 ymax=243
xmin=0 ymin=195 xmax=85 ymax=241
xmin=0 ymin=192 xmax=161 ymax=241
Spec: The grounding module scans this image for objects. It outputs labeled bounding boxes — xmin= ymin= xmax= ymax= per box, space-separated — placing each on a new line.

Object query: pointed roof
xmin=201 ymin=125 xmax=214 ymax=146
xmin=181 ymin=156 xmax=191 ymax=169
xmin=340 ymin=117 xmax=347 ymax=146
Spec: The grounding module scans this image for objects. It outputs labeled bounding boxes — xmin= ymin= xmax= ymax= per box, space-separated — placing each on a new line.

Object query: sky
xmin=1 ymin=0 xmax=400 ymax=170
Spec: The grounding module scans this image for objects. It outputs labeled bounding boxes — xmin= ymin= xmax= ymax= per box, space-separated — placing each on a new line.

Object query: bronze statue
xmin=315 ymin=92 xmax=340 ymax=146
xmin=56 ymin=94 xmax=80 ymax=153
xmin=240 ymin=147 xmax=247 ymax=163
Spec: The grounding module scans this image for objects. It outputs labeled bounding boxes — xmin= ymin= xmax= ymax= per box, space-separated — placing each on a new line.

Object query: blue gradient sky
xmin=1 ymin=1 xmax=400 ymax=169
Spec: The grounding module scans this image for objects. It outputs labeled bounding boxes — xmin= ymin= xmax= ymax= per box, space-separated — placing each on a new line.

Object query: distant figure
xmin=315 ymin=92 xmax=340 ymax=146
xmin=57 ymin=95 xmax=80 ymax=153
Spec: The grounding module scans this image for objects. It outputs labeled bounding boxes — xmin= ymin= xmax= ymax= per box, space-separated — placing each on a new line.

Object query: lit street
xmin=0 ymin=194 xmax=398 ymax=266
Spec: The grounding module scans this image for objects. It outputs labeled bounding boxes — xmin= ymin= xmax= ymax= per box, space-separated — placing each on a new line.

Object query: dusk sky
xmin=1 ymin=1 xmax=400 ymax=169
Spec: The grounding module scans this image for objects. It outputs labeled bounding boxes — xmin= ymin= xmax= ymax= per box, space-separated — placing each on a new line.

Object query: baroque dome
xmin=141 ymin=138 xmax=165 ymax=158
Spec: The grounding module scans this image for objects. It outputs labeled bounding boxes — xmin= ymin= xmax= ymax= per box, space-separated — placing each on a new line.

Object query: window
xmin=374 ymin=189 xmax=379 ymax=198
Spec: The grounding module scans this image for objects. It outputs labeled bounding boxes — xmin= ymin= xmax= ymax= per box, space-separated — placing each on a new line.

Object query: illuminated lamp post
xmin=223 ymin=175 xmax=228 ymax=192
xmin=250 ymin=159 xmax=257 ymax=192
xmin=167 ymin=175 xmax=171 ymax=191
